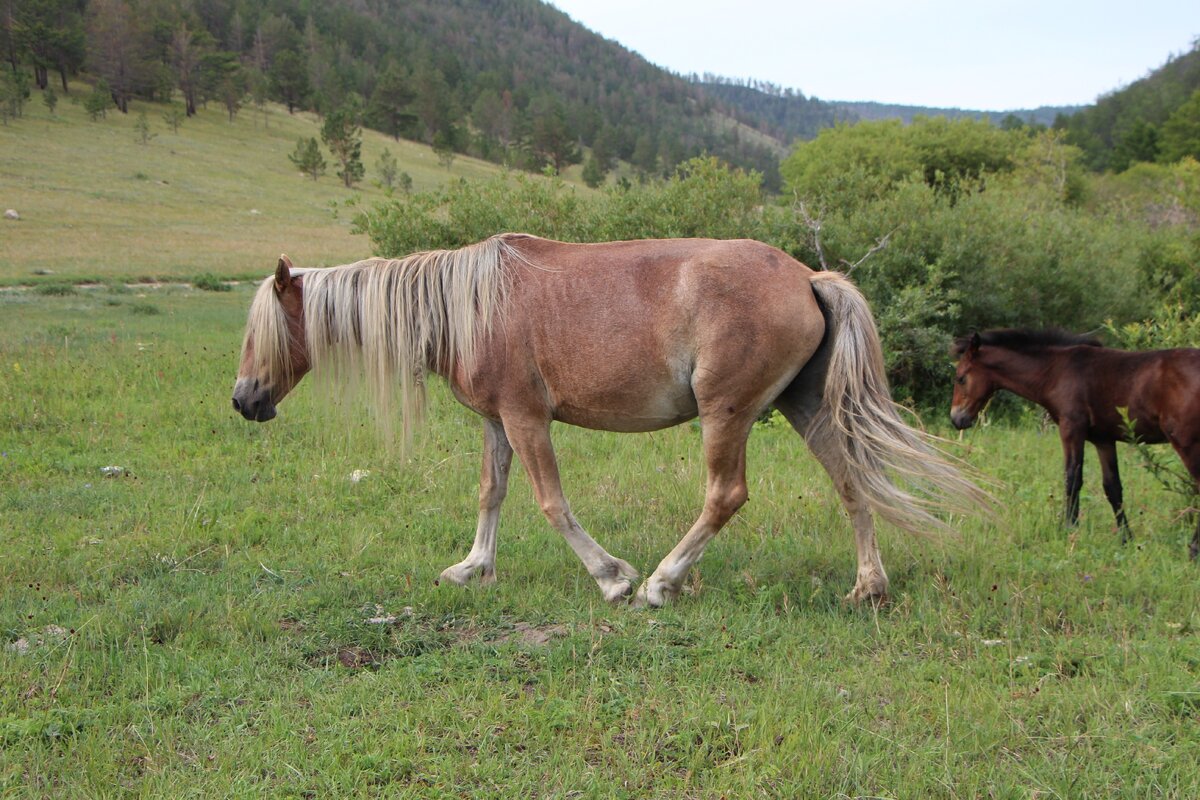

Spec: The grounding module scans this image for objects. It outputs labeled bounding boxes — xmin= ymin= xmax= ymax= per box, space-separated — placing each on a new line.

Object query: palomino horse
xmin=233 ymin=234 xmax=983 ymax=606
xmin=951 ymin=328 xmax=1200 ymax=558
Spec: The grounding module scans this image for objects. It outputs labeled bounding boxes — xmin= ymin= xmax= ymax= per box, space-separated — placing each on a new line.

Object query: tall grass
xmin=1 ymin=287 xmax=1197 ymax=796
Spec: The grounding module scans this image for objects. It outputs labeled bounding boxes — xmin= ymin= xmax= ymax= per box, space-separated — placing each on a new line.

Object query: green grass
xmin=2 ymin=286 xmax=1198 ymax=797
xmin=0 ymin=87 xmax=520 ymax=284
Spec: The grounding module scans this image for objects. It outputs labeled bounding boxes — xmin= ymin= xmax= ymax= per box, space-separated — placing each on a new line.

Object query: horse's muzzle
xmin=232 ymin=380 xmax=277 ymax=422
xmin=949 ymin=408 xmax=974 ymax=430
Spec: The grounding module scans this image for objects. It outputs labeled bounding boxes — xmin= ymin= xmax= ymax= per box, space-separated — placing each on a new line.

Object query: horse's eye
xmin=955 ymin=376 xmax=966 ymax=386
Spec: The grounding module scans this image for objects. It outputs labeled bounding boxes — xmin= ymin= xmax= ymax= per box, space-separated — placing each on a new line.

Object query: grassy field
xmin=1 ymin=283 xmax=1198 ymax=798
xmin=0 ymin=88 xmax=526 ymax=284
xmin=2 ymin=94 xmax=1198 ymax=797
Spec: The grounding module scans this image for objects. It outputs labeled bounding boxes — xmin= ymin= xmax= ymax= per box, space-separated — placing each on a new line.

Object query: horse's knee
xmin=537 ymin=497 xmax=568 ymax=525
xmin=708 ymin=482 xmax=748 ymax=522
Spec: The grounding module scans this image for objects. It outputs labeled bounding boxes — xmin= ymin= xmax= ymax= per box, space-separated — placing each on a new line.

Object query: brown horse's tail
xmin=806 ymin=271 xmax=988 ymax=533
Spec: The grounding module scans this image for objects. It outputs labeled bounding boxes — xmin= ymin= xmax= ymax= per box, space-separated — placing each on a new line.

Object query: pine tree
xmin=321 ymin=109 xmax=365 ymax=188
xmin=133 ymin=111 xmax=155 ymax=144
xmin=84 ymin=79 xmax=111 ymax=121
xmin=376 ymin=148 xmax=398 ymax=189
xmin=162 ymin=105 xmax=185 ymax=133
xmin=582 ymin=153 xmax=607 ymax=188
xmin=288 ymin=137 xmax=326 ymax=181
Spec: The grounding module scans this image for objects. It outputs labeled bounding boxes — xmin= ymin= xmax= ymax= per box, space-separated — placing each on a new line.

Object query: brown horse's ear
xmin=274 ymin=255 xmax=293 ymax=294
xmin=969 ymin=332 xmax=981 ymax=353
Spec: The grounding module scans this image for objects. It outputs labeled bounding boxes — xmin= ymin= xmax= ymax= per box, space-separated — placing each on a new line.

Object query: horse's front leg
xmin=1060 ymin=425 xmax=1086 ymax=527
xmin=634 ymin=416 xmax=751 ymax=608
xmin=502 ymin=415 xmax=638 ymax=603
xmin=439 ymin=419 xmax=512 ymax=587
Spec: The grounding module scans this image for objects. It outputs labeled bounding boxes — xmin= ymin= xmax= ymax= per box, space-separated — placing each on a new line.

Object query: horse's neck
xmin=988 ymin=348 xmax=1063 ymax=410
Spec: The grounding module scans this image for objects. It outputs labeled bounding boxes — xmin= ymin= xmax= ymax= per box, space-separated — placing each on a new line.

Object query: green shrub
xmin=192 ymin=273 xmax=232 ymax=292
xmin=34 ymin=283 xmax=76 ymax=296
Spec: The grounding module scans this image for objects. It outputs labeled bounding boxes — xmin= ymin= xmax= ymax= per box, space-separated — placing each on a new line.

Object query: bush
xmin=34 ymin=283 xmax=76 ymax=296
xmin=351 ymin=156 xmax=766 ymax=256
xmin=192 ymin=273 xmax=232 ymax=292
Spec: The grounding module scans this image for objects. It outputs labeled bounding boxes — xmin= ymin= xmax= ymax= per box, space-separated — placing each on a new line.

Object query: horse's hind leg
xmin=1059 ymin=424 xmax=1086 ymax=527
xmin=634 ymin=414 xmax=753 ymax=608
xmin=439 ymin=419 xmax=512 ymax=587
xmin=502 ymin=414 xmax=638 ymax=603
xmin=774 ymin=390 xmax=889 ymax=604
xmin=1165 ymin=433 xmax=1200 ymax=561
xmin=1094 ymin=440 xmax=1130 ymax=542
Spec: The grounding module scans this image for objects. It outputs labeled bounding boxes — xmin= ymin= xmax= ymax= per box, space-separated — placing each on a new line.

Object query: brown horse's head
xmin=232 ymin=255 xmax=310 ymax=422
xmin=949 ymin=332 xmax=993 ymax=430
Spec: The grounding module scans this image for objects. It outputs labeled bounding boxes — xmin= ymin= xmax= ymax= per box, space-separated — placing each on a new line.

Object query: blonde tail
xmin=807 ymin=271 xmax=988 ymax=532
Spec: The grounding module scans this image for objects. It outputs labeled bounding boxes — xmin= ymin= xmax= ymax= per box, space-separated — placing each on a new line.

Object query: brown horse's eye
xmin=955 ymin=376 xmax=966 ymax=385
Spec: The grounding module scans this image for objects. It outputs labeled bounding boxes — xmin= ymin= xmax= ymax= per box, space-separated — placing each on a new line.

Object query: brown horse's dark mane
xmin=951 ymin=328 xmax=1103 ymax=357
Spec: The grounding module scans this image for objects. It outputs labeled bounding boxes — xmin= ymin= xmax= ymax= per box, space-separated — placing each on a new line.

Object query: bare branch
xmin=793 ymin=195 xmax=829 ymax=271
xmin=839 ymin=228 xmax=896 ymax=276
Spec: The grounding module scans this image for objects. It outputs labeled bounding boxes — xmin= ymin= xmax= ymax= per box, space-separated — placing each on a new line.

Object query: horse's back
xmin=1076 ymin=346 xmax=1200 ymax=442
xmin=468 ymin=236 xmax=826 ymax=431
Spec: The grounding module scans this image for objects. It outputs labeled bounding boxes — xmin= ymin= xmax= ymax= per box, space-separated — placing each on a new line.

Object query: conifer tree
xmin=288 ymin=136 xmax=325 ymax=181
xmin=321 ymin=109 xmax=364 ymax=188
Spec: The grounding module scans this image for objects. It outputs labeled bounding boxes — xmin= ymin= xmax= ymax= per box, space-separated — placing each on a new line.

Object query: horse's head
xmin=949 ymin=332 xmax=993 ymax=430
xmin=232 ymin=255 xmax=310 ymax=422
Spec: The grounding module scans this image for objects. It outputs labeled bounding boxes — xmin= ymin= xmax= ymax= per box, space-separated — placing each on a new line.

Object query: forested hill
xmin=697 ymin=76 xmax=1078 ymax=142
xmin=694 ymin=78 xmax=848 ymax=142
xmin=3 ymin=0 xmax=784 ymax=187
xmin=1057 ymin=40 xmax=1200 ymax=171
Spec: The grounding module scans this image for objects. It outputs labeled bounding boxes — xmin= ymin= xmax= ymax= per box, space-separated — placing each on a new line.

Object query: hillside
xmin=0 ymin=87 xmax=523 ymax=283
xmin=837 ymin=101 xmax=1078 ymax=128
xmin=1058 ymin=40 xmax=1200 ymax=170
xmin=4 ymin=0 xmax=783 ymax=185
xmin=697 ymin=77 xmax=1078 ymax=144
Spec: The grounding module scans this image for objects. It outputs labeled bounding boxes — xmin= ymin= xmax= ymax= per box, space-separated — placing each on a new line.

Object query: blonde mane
xmin=243 ymin=234 xmax=517 ymax=441
xmin=242 ymin=277 xmax=294 ymax=391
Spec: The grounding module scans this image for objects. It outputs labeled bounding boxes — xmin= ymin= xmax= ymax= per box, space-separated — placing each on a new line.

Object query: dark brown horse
xmin=233 ymin=234 xmax=985 ymax=607
xmin=950 ymin=328 xmax=1200 ymax=557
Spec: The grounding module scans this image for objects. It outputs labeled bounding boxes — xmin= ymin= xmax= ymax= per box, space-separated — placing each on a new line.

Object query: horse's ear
xmin=274 ymin=254 xmax=293 ymax=294
xmin=969 ymin=332 xmax=981 ymax=353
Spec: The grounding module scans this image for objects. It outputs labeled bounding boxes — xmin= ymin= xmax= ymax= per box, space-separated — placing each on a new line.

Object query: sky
xmin=548 ymin=1 xmax=1198 ymax=111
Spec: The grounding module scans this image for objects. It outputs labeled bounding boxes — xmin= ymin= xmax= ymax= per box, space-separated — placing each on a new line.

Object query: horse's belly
xmin=552 ymin=386 xmax=699 ymax=432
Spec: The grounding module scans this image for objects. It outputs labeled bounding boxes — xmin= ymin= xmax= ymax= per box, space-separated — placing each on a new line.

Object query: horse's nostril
xmin=232 ymin=397 xmax=241 ymax=412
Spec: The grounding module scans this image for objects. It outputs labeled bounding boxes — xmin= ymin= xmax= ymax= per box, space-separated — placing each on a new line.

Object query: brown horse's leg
xmin=1060 ymin=426 xmax=1086 ymax=527
xmin=634 ymin=415 xmax=752 ymax=608
xmin=1165 ymin=435 xmax=1200 ymax=561
xmin=501 ymin=415 xmax=638 ymax=603
xmin=439 ymin=419 xmax=512 ymax=587
xmin=1094 ymin=440 xmax=1130 ymax=541
xmin=773 ymin=393 xmax=888 ymax=604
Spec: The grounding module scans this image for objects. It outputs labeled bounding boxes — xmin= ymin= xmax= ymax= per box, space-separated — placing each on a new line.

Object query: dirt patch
xmin=496 ymin=622 xmax=570 ymax=647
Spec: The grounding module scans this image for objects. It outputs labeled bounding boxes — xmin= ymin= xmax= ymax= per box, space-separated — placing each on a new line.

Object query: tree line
xmin=1055 ymin=38 xmax=1200 ymax=172
xmin=0 ymin=0 xmax=783 ymax=185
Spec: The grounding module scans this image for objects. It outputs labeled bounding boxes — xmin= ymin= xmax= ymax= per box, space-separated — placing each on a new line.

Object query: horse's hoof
xmin=844 ymin=586 xmax=889 ymax=607
xmin=439 ymin=562 xmax=493 ymax=587
xmin=631 ymin=578 xmax=675 ymax=609
xmin=603 ymin=580 xmax=635 ymax=604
